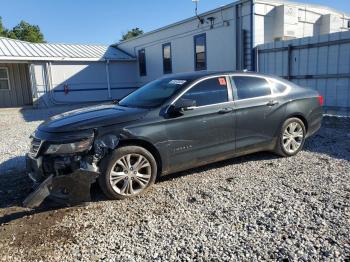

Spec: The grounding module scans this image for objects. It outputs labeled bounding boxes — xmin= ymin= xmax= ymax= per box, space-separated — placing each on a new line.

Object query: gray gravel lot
xmin=0 ymin=105 xmax=92 ymax=175
xmin=0 ymin=106 xmax=349 ymax=261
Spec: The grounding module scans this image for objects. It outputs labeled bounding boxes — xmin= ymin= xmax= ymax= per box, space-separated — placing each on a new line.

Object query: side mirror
xmin=174 ymin=98 xmax=196 ymax=111
xmin=167 ymin=98 xmax=196 ymax=115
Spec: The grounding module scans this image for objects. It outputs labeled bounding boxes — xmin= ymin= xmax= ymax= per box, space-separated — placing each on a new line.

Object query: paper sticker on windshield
xmin=218 ymin=77 xmax=227 ymax=86
xmin=169 ymin=80 xmax=187 ymax=85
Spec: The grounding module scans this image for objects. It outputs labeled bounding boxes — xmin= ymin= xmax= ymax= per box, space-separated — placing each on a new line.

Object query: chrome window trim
xmin=186 ymin=101 xmax=234 ymax=110
xmin=0 ymin=67 xmax=10 ymax=91
xmin=168 ymin=74 xmax=232 ymax=110
xmin=229 ymin=74 xmax=291 ymax=102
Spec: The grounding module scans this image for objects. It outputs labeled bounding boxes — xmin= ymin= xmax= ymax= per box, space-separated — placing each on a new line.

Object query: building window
xmin=162 ymin=43 xmax=172 ymax=74
xmin=0 ymin=67 xmax=10 ymax=90
xmin=138 ymin=49 xmax=146 ymax=76
xmin=194 ymin=34 xmax=206 ymax=71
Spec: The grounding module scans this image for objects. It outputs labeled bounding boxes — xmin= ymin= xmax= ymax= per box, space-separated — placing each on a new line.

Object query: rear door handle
xmin=266 ymin=100 xmax=279 ymax=106
xmin=218 ymin=107 xmax=234 ymax=114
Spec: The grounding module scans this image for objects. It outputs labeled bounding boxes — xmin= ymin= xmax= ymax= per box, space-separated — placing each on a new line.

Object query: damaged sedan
xmin=24 ymin=71 xmax=323 ymax=207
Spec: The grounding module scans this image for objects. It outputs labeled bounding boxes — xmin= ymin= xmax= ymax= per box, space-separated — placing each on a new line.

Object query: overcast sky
xmin=1 ymin=0 xmax=349 ymax=45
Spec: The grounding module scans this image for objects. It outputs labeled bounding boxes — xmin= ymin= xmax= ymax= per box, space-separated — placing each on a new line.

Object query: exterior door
xmin=164 ymin=76 xmax=235 ymax=172
xmin=230 ymin=75 xmax=284 ymax=151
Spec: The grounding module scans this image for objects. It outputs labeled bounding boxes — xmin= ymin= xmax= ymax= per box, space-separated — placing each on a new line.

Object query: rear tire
xmin=98 ymin=146 xmax=157 ymax=200
xmin=275 ymin=117 xmax=306 ymax=157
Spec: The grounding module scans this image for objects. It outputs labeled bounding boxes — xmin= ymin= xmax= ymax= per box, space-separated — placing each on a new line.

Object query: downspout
xmin=46 ymin=62 xmax=61 ymax=105
xmin=45 ymin=61 xmax=59 ymax=106
xmin=235 ymin=4 xmax=240 ymax=70
xmin=255 ymin=46 xmax=259 ymax=72
xmin=250 ymin=0 xmax=255 ymax=71
xmin=105 ymin=59 xmax=111 ymax=99
xmin=28 ymin=64 xmax=39 ymax=103
xmin=46 ymin=61 xmax=69 ymax=106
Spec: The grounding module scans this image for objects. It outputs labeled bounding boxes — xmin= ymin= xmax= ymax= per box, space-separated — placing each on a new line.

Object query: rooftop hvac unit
xmin=320 ymin=14 xmax=343 ymax=34
xmin=273 ymin=5 xmax=298 ymax=40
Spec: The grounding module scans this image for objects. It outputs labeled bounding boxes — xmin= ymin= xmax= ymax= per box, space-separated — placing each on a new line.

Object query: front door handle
xmin=266 ymin=100 xmax=279 ymax=106
xmin=218 ymin=107 xmax=234 ymax=114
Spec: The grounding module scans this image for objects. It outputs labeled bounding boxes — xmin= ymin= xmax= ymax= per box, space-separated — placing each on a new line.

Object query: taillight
xmin=318 ymin=95 xmax=324 ymax=106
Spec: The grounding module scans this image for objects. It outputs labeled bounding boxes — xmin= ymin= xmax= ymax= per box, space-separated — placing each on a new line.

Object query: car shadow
xmin=157 ymin=151 xmax=280 ymax=183
xmin=0 ymin=156 xmax=26 ymax=176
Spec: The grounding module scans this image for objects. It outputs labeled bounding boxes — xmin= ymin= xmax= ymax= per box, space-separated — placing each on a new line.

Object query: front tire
xmin=98 ymin=146 xmax=157 ymax=200
xmin=275 ymin=117 xmax=306 ymax=157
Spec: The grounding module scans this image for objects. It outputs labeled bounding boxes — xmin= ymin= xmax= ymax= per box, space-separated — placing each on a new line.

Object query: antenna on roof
xmin=192 ymin=0 xmax=204 ymax=24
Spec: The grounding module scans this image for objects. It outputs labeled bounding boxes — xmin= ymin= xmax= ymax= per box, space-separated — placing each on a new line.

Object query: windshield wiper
xmin=111 ymin=99 xmax=120 ymax=105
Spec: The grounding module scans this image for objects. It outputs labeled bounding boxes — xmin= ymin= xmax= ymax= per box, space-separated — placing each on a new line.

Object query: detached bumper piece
xmin=23 ymin=175 xmax=53 ymax=208
xmin=23 ymin=169 xmax=99 ymax=208
xmin=24 ymin=155 xmax=99 ymax=208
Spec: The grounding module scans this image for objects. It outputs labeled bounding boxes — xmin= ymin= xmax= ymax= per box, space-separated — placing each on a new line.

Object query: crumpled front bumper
xmin=23 ymin=154 xmax=99 ymax=208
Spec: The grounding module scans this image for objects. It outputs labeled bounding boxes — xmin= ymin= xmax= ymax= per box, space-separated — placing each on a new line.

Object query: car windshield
xmin=119 ymin=78 xmax=188 ymax=108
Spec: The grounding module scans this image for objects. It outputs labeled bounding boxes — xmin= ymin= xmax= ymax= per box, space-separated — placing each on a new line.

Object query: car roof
xmin=161 ymin=70 xmax=277 ymax=82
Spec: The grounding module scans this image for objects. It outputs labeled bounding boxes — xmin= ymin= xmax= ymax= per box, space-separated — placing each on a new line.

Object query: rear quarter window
xmin=270 ymin=80 xmax=288 ymax=94
xmin=231 ymin=76 xmax=271 ymax=100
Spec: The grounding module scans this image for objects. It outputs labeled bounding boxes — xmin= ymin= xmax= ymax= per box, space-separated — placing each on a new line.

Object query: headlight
xmin=45 ymin=137 xmax=93 ymax=155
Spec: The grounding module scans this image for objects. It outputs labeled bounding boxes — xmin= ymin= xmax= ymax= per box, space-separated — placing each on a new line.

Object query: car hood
xmin=38 ymin=104 xmax=148 ymax=133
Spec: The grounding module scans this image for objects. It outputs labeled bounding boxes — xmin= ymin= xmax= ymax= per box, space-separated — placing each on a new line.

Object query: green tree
xmin=0 ymin=17 xmax=12 ymax=38
xmin=0 ymin=17 xmax=5 ymax=36
xmin=8 ymin=21 xmax=45 ymax=43
xmin=121 ymin=28 xmax=143 ymax=41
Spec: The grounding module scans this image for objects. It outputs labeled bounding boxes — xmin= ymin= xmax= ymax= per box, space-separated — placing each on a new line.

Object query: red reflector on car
xmin=318 ymin=95 xmax=324 ymax=106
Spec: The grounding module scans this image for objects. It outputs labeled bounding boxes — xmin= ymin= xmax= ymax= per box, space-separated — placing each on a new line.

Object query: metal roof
xmin=0 ymin=37 xmax=135 ymax=62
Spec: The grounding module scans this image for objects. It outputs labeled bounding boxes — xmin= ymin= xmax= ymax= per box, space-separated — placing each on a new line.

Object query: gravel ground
xmin=0 ymin=105 xmax=97 ymax=175
xmin=0 ymin=107 xmax=349 ymax=261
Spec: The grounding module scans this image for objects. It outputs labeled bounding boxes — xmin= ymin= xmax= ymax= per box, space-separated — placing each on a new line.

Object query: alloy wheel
xmin=282 ymin=122 xmax=304 ymax=154
xmin=109 ymin=153 xmax=152 ymax=196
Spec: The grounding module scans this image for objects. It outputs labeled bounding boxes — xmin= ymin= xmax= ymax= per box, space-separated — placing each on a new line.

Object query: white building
xmin=0 ymin=0 xmax=348 ymax=108
xmin=116 ymin=0 xmax=349 ymax=84
xmin=0 ymin=37 xmax=137 ymax=107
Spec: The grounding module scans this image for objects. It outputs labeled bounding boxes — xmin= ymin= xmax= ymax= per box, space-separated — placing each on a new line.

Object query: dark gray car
xmin=25 ymin=71 xmax=323 ymax=207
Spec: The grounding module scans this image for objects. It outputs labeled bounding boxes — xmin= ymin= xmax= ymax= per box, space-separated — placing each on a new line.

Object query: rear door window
xmin=231 ymin=76 xmax=271 ymax=100
xmin=181 ymin=77 xmax=229 ymax=107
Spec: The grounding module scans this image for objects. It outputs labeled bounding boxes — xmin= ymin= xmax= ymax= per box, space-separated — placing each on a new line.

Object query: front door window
xmin=180 ymin=77 xmax=229 ymax=107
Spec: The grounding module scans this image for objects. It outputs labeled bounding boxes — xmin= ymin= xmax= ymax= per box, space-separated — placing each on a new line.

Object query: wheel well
xmin=117 ymin=139 xmax=163 ymax=175
xmin=290 ymin=114 xmax=308 ymax=132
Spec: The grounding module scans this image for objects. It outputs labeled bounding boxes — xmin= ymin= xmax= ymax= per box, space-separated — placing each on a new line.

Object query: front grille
xmin=29 ymin=137 xmax=42 ymax=157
